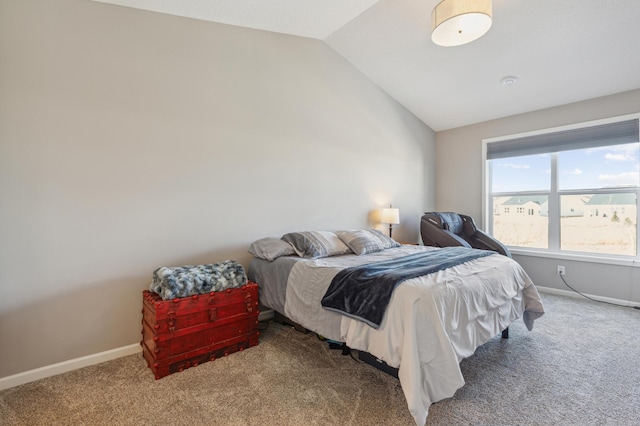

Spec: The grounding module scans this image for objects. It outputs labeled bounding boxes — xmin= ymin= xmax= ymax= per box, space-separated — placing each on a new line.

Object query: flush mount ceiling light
xmin=500 ymin=75 xmax=519 ymax=86
xmin=431 ymin=0 xmax=493 ymax=47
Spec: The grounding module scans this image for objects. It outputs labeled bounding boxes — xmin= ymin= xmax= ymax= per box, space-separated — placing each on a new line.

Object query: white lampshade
xmin=380 ymin=208 xmax=400 ymax=225
xmin=431 ymin=0 xmax=492 ymax=47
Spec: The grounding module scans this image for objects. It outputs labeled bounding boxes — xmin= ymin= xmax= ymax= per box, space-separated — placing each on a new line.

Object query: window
xmin=485 ymin=115 xmax=640 ymax=258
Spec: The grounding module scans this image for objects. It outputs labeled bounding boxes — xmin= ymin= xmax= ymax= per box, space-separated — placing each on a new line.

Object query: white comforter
xmin=282 ymin=245 xmax=544 ymax=426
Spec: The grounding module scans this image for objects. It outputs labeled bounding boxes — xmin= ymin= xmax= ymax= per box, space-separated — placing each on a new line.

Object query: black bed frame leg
xmin=501 ymin=327 xmax=509 ymax=339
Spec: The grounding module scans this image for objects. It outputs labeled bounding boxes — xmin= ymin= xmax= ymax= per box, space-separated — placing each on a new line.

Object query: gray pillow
xmin=281 ymin=231 xmax=352 ymax=258
xmin=249 ymin=237 xmax=295 ymax=261
xmin=336 ymin=229 xmax=401 ymax=255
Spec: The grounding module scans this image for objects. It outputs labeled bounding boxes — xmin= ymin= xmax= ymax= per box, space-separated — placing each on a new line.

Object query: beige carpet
xmin=1 ymin=293 xmax=639 ymax=425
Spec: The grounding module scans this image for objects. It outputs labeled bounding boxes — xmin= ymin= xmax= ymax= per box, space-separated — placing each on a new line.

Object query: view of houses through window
xmin=492 ymin=195 xmax=548 ymax=249
xmin=487 ymin=131 xmax=639 ymax=257
xmin=491 ymin=192 xmax=637 ymax=256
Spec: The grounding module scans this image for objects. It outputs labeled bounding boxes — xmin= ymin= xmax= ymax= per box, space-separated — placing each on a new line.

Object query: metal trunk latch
xmin=167 ymin=311 xmax=176 ymax=332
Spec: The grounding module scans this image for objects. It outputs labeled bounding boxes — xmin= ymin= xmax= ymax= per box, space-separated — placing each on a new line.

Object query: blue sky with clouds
xmin=491 ymin=142 xmax=640 ymax=192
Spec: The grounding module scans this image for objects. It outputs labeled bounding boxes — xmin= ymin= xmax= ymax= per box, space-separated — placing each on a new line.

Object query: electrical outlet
xmin=557 ymin=265 xmax=566 ymax=276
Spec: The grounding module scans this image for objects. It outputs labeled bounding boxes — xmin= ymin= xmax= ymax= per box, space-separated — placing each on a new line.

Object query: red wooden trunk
xmin=141 ymin=282 xmax=260 ymax=379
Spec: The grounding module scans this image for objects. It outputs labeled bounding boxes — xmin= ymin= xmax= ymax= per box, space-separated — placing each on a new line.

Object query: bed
xmin=247 ymin=230 xmax=545 ymax=426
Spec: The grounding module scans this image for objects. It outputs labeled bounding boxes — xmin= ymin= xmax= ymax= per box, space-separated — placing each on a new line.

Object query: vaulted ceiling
xmin=94 ymin=0 xmax=640 ymax=131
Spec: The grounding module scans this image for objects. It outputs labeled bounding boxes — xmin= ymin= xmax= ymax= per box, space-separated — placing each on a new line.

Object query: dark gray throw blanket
xmin=321 ymin=247 xmax=495 ymax=328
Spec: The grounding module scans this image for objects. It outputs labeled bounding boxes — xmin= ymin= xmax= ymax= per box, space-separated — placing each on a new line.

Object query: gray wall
xmin=435 ymin=89 xmax=640 ymax=303
xmin=0 ymin=0 xmax=435 ymax=378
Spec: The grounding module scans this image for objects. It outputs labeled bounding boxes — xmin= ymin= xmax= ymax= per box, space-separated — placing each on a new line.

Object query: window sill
xmin=509 ymin=248 xmax=640 ymax=268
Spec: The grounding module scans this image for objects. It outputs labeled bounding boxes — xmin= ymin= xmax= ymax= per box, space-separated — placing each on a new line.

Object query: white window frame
xmin=482 ymin=113 xmax=640 ymax=267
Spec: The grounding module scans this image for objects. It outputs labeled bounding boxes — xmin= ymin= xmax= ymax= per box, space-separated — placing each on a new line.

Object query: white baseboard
xmin=1 ymin=288 xmax=634 ymax=392
xmin=0 ymin=343 xmax=142 ymax=391
xmin=1 ymin=308 xmax=277 ymax=391
xmin=536 ymin=285 xmax=640 ymax=308
xmin=258 ymin=308 xmax=274 ymax=322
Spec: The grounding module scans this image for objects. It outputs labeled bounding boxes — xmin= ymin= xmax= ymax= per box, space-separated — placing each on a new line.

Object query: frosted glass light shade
xmin=380 ymin=208 xmax=400 ymax=225
xmin=431 ymin=0 xmax=492 ymax=47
